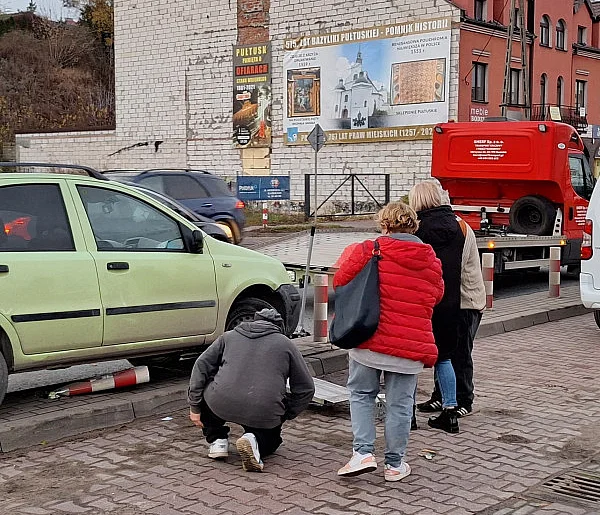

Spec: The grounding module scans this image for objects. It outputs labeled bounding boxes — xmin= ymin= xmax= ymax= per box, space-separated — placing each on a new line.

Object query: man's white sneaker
xmin=208 ymin=438 xmax=229 ymax=459
xmin=236 ymin=433 xmax=264 ymax=472
xmin=384 ymin=461 xmax=411 ymax=482
xmin=337 ymin=451 xmax=377 ymax=477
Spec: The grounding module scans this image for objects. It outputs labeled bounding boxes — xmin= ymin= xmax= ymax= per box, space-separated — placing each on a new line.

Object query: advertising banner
xmin=233 ymin=43 xmax=272 ymax=147
xmin=237 ymin=176 xmax=291 ymax=201
xmin=283 ymin=18 xmax=452 ymax=145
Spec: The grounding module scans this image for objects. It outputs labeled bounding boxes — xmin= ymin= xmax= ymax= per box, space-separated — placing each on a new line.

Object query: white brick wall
xmin=17 ymin=0 xmax=461 ymax=203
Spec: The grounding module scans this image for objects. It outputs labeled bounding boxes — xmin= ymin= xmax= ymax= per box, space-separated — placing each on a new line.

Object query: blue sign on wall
xmin=237 ymin=176 xmax=290 ymax=201
xmin=593 ymin=125 xmax=600 ymax=139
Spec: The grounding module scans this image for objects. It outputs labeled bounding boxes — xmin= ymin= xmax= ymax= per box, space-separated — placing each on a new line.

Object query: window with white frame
xmin=509 ymin=68 xmax=522 ymax=105
xmin=557 ymin=76 xmax=564 ymax=106
xmin=540 ymin=15 xmax=550 ymax=46
xmin=471 ymin=62 xmax=488 ymax=102
xmin=575 ymin=80 xmax=587 ymax=110
xmin=474 ymin=0 xmax=486 ymax=21
xmin=540 ymin=74 xmax=547 ymax=107
xmin=556 ymin=19 xmax=566 ymax=50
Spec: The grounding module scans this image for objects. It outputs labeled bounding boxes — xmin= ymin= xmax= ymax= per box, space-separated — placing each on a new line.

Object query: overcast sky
xmin=0 ymin=0 xmax=79 ymax=19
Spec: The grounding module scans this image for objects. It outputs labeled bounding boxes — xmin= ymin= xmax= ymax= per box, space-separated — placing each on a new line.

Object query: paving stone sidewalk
xmin=1 ymin=314 xmax=599 ymax=514
xmin=0 ymin=281 xmax=591 ymax=453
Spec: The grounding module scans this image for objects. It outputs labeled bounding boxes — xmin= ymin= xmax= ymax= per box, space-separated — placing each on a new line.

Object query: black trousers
xmin=430 ymin=309 xmax=482 ymax=408
xmin=199 ymin=399 xmax=283 ymax=457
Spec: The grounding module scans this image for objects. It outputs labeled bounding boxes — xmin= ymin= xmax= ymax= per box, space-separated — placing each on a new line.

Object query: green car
xmin=0 ymin=165 xmax=300 ymax=406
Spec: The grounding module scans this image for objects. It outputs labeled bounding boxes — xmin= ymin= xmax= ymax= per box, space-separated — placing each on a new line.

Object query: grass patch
xmin=245 ymin=208 xmax=306 ymax=227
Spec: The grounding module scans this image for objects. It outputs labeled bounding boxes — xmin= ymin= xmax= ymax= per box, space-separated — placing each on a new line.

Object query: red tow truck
xmin=432 ymin=120 xmax=595 ymax=273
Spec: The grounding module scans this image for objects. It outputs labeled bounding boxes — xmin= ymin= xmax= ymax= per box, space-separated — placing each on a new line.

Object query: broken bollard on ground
xmin=48 ymin=366 xmax=150 ymax=399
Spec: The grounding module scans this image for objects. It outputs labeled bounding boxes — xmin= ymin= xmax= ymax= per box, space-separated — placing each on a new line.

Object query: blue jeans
xmin=435 ymin=359 xmax=457 ymax=409
xmin=347 ymin=359 xmax=417 ymax=467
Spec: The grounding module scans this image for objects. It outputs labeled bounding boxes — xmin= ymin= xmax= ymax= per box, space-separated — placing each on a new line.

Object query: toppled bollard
xmin=48 ymin=366 xmax=150 ymax=399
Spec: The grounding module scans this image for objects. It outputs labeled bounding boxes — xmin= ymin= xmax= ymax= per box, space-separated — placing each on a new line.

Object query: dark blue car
xmin=104 ymin=169 xmax=245 ymax=243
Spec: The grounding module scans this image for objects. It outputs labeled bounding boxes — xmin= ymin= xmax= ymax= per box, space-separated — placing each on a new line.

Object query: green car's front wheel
xmin=226 ymin=297 xmax=276 ymax=331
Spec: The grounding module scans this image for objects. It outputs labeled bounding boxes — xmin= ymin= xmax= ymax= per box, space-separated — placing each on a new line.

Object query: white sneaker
xmin=384 ymin=461 xmax=411 ymax=482
xmin=236 ymin=433 xmax=264 ymax=472
xmin=337 ymin=451 xmax=377 ymax=477
xmin=207 ymin=438 xmax=229 ymax=459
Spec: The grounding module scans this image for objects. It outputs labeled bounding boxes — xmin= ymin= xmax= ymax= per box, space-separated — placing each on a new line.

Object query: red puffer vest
xmin=333 ymin=236 xmax=444 ymax=367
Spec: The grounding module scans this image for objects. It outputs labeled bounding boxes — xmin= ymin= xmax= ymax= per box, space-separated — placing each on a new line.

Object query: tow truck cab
xmin=431 ymin=120 xmax=595 ymax=266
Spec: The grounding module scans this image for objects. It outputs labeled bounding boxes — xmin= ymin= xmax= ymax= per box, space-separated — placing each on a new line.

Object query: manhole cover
xmin=542 ymin=472 xmax=600 ymax=503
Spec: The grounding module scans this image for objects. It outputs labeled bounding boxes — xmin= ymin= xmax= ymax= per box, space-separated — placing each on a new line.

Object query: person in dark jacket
xmin=409 ymin=181 xmax=464 ymax=434
xmin=187 ymin=309 xmax=315 ymax=472
xmin=335 ymin=201 xmax=444 ymax=482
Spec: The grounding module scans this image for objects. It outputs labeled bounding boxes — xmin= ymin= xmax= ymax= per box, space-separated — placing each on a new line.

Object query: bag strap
xmin=372 ymin=239 xmax=381 ymax=259
xmin=458 ymin=218 xmax=468 ymax=237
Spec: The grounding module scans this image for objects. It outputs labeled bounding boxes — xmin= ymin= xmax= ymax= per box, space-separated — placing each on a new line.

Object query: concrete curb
xmin=0 ymin=301 xmax=590 ymax=453
xmin=475 ymin=304 xmax=592 ymax=338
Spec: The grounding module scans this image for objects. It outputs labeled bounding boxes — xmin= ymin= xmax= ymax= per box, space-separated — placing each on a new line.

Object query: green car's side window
xmin=0 ymin=184 xmax=74 ymax=252
xmin=77 ymin=185 xmax=184 ymax=251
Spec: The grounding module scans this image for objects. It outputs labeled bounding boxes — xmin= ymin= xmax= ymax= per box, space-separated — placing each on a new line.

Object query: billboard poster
xmin=283 ymin=18 xmax=452 ymax=145
xmin=237 ymin=176 xmax=291 ymax=201
xmin=233 ymin=43 xmax=272 ymax=147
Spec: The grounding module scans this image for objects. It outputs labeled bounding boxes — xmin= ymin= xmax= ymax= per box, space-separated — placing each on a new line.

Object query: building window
xmin=577 ymin=26 xmax=587 ymax=45
xmin=335 ymin=105 xmax=338 ymax=113
xmin=556 ymin=19 xmax=565 ymax=50
xmin=540 ymin=15 xmax=550 ymax=46
xmin=471 ymin=62 xmax=487 ymax=102
xmin=557 ymin=76 xmax=564 ymax=106
xmin=575 ymin=80 xmax=587 ymax=110
xmin=514 ymin=8 xmax=521 ymax=29
xmin=540 ymin=74 xmax=547 ymax=107
xmin=344 ymin=94 xmax=348 ymax=102
xmin=474 ymin=0 xmax=486 ymax=21
xmin=509 ymin=68 xmax=521 ymax=105
xmin=363 ymin=100 xmax=367 ymax=107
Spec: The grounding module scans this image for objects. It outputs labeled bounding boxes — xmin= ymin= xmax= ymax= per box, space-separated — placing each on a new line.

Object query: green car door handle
xmin=0 ymin=265 xmax=8 ymax=273
xmin=107 ymin=262 xmax=129 ymax=271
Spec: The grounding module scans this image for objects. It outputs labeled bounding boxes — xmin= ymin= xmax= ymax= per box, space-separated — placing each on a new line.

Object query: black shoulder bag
xmin=329 ymin=240 xmax=381 ymax=349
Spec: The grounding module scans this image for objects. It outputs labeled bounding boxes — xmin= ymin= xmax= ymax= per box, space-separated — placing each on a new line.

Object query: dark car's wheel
xmin=226 ymin=297 xmax=276 ymax=332
xmin=594 ymin=310 xmax=600 ymax=330
xmin=0 ymin=352 xmax=8 ymax=407
xmin=225 ymin=220 xmax=242 ymax=244
xmin=509 ymin=196 xmax=556 ymax=236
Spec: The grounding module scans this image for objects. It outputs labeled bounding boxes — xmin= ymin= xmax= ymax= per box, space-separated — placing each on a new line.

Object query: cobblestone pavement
xmin=1 ymin=315 xmax=600 ymax=514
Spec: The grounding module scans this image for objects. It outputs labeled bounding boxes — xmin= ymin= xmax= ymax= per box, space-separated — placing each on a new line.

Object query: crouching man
xmin=188 ymin=308 xmax=315 ymax=472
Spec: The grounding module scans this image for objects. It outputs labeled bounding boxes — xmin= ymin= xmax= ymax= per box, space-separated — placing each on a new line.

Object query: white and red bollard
xmin=262 ymin=202 xmax=268 ymax=228
xmin=313 ymin=273 xmax=329 ymax=343
xmin=482 ymin=253 xmax=494 ymax=309
xmin=549 ymin=246 xmax=561 ymax=298
xmin=49 ymin=366 xmax=150 ymax=398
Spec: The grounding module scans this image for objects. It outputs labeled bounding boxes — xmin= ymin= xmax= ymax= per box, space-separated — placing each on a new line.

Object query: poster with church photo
xmin=283 ymin=17 xmax=451 ymax=145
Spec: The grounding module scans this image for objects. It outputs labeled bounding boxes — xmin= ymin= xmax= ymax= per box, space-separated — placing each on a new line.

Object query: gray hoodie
xmin=187 ymin=319 xmax=315 ymax=429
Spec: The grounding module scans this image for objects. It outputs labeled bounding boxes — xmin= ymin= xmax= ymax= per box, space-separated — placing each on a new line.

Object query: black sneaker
xmin=417 ymin=398 xmax=443 ymax=413
xmin=456 ymin=406 xmax=473 ymax=418
xmin=428 ymin=408 xmax=459 ymax=434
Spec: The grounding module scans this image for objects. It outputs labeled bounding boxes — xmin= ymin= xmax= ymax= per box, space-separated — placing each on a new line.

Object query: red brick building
xmin=453 ymin=0 xmax=600 ymax=162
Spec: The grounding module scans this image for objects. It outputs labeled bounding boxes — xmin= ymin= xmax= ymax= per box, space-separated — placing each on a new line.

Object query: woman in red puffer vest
xmin=336 ymin=201 xmax=443 ymax=482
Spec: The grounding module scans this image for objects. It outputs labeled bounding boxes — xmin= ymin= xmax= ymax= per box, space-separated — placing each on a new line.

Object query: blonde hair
xmin=376 ymin=201 xmax=419 ymax=234
xmin=408 ymin=180 xmax=443 ymax=212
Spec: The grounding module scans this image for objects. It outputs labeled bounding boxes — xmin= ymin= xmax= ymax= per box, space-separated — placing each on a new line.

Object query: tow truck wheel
xmin=0 ymin=352 xmax=7 ymax=407
xmin=509 ymin=195 xmax=556 ymax=236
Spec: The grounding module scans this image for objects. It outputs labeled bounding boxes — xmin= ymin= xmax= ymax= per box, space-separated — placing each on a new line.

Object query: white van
xmin=580 ymin=180 xmax=600 ymax=327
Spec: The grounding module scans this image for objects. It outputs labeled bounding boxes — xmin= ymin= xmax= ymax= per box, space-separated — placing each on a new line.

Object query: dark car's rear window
xmin=201 ymin=176 xmax=234 ymax=197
